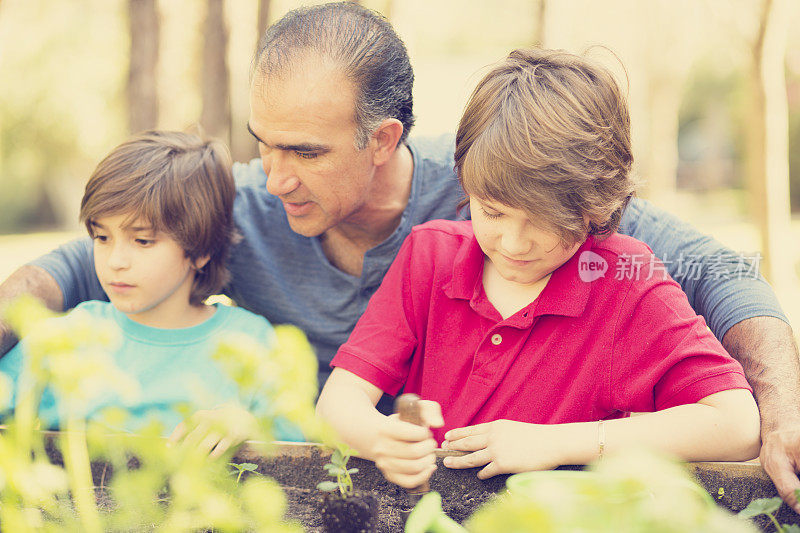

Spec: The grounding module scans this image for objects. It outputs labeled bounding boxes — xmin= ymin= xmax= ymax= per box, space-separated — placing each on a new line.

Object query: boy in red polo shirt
xmin=316 ymin=48 xmax=760 ymax=489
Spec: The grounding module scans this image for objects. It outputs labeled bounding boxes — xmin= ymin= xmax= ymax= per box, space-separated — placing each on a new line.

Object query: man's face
xmin=248 ymin=58 xmax=377 ymax=237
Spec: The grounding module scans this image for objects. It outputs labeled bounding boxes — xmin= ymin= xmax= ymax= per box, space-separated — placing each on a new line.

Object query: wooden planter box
xmin=238 ymin=442 xmax=799 ymax=533
xmin=34 ymin=435 xmax=797 ymax=532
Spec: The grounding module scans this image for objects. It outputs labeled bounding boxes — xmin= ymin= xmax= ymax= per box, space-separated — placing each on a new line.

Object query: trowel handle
xmin=395 ymin=393 xmax=424 ymax=426
xmin=394 ymin=393 xmax=431 ymax=495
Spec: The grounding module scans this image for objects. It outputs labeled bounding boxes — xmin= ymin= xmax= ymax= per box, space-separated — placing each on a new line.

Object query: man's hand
xmin=371 ymin=400 xmax=443 ymax=489
xmin=760 ymin=426 xmax=800 ymax=513
xmin=441 ymin=420 xmax=568 ymax=479
xmin=722 ymin=317 xmax=800 ymax=513
xmin=167 ymin=404 xmax=257 ymax=459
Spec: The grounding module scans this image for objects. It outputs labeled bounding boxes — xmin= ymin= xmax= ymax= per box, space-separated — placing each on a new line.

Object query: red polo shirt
xmin=331 ymin=220 xmax=751 ymax=444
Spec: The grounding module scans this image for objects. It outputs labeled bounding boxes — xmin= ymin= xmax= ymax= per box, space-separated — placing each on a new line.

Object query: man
xmin=2 ymin=1 xmax=800 ymax=512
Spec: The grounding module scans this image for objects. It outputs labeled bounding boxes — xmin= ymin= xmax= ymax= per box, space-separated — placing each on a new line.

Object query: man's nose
xmin=264 ymin=152 xmax=301 ymax=197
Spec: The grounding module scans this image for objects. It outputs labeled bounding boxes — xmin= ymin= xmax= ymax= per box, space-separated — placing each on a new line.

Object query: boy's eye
xmin=93 ymin=234 xmax=108 ymax=243
xmin=481 ymin=207 xmax=502 ymax=220
xmin=135 ymin=238 xmax=154 ymax=246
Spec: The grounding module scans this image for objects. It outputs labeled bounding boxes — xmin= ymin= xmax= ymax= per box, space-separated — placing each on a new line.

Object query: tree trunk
xmin=200 ymin=0 xmax=231 ymax=143
xmin=532 ymin=0 xmax=546 ymax=47
xmin=257 ymin=0 xmax=271 ymax=47
xmin=642 ymin=75 xmax=683 ymax=200
xmin=747 ymin=0 xmax=792 ymax=286
xmin=127 ymin=0 xmax=159 ymax=134
xmin=635 ymin=0 xmax=699 ymax=201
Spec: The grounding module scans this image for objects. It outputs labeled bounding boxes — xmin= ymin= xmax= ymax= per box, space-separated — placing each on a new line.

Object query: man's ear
xmin=371 ymin=118 xmax=404 ymax=167
xmin=193 ymin=255 xmax=211 ymax=272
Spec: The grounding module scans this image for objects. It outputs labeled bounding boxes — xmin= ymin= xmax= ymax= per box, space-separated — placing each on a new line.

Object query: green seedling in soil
xmin=317 ymin=444 xmax=359 ymax=498
xmin=230 ymin=462 xmax=259 ymax=484
xmin=404 ymin=491 xmax=466 ymax=533
xmin=737 ymin=491 xmax=800 ymax=533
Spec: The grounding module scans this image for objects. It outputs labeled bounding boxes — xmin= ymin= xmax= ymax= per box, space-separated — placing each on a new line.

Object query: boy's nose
xmin=500 ymin=232 xmax=534 ymax=257
xmin=106 ymin=245 xmax=131 ymax=270
xmin=264 ymin=153 xmax=301 ymax=197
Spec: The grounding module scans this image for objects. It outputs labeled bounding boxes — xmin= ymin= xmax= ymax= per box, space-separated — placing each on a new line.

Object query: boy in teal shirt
xmin=1 ymin=131 xmax=301 ymax=453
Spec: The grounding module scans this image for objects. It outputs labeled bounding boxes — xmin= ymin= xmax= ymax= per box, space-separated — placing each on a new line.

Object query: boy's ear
xmin=192 ymin=255 xmax=211 ymax=272
xmin=371 ymin=118 xmax=404 ymax=167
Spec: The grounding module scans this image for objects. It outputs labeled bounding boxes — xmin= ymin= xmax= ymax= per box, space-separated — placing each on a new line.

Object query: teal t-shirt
xmin=0 ymin=301 xmax=303 ymax=441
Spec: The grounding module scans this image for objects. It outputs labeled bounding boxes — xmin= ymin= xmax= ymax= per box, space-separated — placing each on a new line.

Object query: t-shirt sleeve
xmin=28 ymin=237 xmax=107 ymax=310
xmin=331 ymin=232 xmax=422 ymax=396
xmin=618 ymin=197 xmax=787 ymax=340
xmin=610 ymin=257 xmax=752 ymax=412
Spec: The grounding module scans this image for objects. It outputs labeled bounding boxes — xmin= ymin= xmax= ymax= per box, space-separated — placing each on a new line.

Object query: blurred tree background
xmin=1 ymin=0 xmax=799 ymax=320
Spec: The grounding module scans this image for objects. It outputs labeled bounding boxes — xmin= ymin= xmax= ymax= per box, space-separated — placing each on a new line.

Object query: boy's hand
xmin=167 ymin=404 xmax=257 ymax=459
xmin=372 ymin=400 xmax=444 ymax=489
xmin=441 ymin=420 xmax=567 ymax=479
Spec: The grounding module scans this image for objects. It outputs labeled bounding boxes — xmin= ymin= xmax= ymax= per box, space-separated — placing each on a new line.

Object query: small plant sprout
xmin=229 ymin=462 xmax=258 ymax=484
xmin=317 ymin=444 xmax=359 ymax=498
xmin=405 ymin=492 xmax=466 ymax=533
xmin=738 ymin=492 xmax=800 ymax=533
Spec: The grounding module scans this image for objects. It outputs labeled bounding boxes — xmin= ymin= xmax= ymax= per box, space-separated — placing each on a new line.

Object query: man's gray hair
xmin=252 ymin=2 xmax=415 ymax=149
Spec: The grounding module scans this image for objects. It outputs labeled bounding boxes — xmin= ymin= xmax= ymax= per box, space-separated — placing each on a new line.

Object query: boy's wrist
xmin=557 ymin=422 xmax=598 ymax=465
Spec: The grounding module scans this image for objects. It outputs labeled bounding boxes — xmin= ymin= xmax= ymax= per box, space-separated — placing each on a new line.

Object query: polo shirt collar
xmin=535 ymin=237 xmax=594 ymax=318
xmin=443 ymin=234 xmax=484 ymax=301
xmin=443 ymin=232 xmax=595 ymax=321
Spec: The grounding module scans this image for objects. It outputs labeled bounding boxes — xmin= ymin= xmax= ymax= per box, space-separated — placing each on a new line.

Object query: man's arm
xmin=0 ymin=265 xmax=63 ymax=354
xmin=723 ymin=317 xmax=800 ymax=513
xmin=619 ymin=198 xmax=788 ymax=338
xmin=0 ymin=236 xmax=104 ymax=357
xmin=620 ymin=198 xmax=800 ymax=511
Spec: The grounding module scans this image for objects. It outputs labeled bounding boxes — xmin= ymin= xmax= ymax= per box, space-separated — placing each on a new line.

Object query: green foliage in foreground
xmin=737 ymin=491 xmax=800 ymax=533
xmin=0 ymin=295 xmax=322 ymax=532
xmin=407 ymin=449 xmax=762 ymax=533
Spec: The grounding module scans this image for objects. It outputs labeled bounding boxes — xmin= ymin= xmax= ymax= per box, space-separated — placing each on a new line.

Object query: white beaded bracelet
xmin=598 ymin=419 xmax=606 ymax=460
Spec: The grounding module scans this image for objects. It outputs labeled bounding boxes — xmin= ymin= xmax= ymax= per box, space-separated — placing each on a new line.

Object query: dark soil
xmin=318 ymin=490 xmax=378 ymax=533
xmin=253 ymin=449 xmax=502 ymax=533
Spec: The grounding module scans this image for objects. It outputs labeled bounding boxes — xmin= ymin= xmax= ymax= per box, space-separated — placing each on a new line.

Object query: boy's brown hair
xmin=79 ymin=130 xmax=237 ymax=306
xmin=455 ymin=48 xmax=636 ymax=246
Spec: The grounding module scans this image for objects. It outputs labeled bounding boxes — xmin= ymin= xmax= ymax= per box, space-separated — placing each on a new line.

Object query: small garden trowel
xmin=394 ymin=393 xmax=431 ymax=522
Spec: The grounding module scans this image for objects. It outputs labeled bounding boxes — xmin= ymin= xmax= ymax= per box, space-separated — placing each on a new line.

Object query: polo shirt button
xmin=491 ymin=333 xmax=502 ymax=345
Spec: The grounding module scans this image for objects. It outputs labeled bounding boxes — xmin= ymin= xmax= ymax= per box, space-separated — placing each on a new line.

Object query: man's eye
xmin=296 ymin=151 xmax=318 ymax=160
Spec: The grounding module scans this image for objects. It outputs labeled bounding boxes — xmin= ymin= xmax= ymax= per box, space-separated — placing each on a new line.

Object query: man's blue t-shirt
xmin=26 ymin=135 xmax=788 ymax=391
xmin=0 ymin=301 xmax=303 ymax=440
